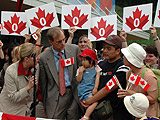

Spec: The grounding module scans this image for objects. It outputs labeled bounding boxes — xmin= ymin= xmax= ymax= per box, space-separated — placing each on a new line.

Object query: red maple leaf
xmin=66 ymin=60 xmax=70 ymax=64
xmin=64 ymin=6 xmax=88 ymax=28
xmin=30 ymin=8 xmax=55 ymax=28
xmin=4 ymin=14 xmax=26 ymax=34
xmin=140 ymin=81 xmax=145 ymax=85
xmin=130 ymin=76 xmax=135 ymax=81
xmin=91 ymin=18 xmax=114 ymax=40
xmin=125 ymin=7 xmax=149 ymax=31
xmin=108 ymin=82 xmax=112 ymax=86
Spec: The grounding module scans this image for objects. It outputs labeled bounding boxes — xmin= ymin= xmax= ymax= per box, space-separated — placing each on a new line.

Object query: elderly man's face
xmin=50 ymin=31 xmax=66 ymax=52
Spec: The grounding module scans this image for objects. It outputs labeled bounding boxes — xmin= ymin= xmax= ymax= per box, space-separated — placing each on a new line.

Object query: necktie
xmin=58 ymin=52 xmax=66 ymax=96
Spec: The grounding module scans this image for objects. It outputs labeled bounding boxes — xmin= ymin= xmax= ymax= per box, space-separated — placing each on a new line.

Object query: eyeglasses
xmin=55 ymin=38 xmax=66 ymax=44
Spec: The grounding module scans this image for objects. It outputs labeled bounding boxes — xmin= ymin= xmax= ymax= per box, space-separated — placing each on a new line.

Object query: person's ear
xmin=49 ymin=40 xmax=53 ymax=45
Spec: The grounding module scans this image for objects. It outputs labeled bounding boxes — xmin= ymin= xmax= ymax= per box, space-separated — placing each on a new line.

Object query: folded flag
xmin=105 ymin=75 xmax=117 ymax=91
xmin=61 ymin=57 xmax=74 ymax=67
xmin=32 ymin=32 xmax=38 ymax=41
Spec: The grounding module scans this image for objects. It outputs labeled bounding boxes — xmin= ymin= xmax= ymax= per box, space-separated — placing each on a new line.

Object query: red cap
xmin=79 ymin=49 xmax=97 ymax=62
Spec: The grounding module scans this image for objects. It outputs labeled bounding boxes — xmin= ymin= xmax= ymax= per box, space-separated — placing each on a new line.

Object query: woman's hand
xmin=26 ymin=76 xmax=38 ymax=91
xmin=117 ymin=89 xmax=136 ymax=98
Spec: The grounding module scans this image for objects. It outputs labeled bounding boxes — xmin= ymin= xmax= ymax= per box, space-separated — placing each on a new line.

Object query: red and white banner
xmin=139 ymin=79 xmax=150 ymax=91
xmin=123 ymin=3 xmax=152 ymax=32
xmin=61 ymin=57 xmax=74 ymax=67
xmin=88 ymin=15 xmax=117 ymax=42
xmin=25 ymin=2 xmax=59 ymax=34
xmin=32 ymin=33 xmax=38 ymax=41
xmin=154 ymin=0 xmax=160 ymax=27
xmin=0 ymin=112 xmax=54 ymax=120
xmin=105 ymin=75 xmax=117 ymax=92
xmin=61 ymin=5 xmax=91 ymax=29
xmin=1 ymin=11 xmax=29 ymax=36
xmin=128 ymin=73 xmax=141 ymax=86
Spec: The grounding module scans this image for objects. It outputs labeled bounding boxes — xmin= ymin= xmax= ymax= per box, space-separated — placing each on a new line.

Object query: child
xmin=76 ymin=49 xmax=101 ymax=120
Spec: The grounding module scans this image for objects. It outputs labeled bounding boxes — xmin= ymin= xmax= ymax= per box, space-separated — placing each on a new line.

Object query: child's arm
xmin=92 ymin=72 xmax=100 ymax=95
xmin=76 ymin=66 xmax=85 ymax=82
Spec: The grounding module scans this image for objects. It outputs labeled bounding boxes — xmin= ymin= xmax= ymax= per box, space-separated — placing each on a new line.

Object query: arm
xmin=0 ymin=40 xmax=4 ymax=59
xmin=66 ymin=27 xmax=77 ymax=44
xmin=92 ymin=72 xmax=100 ymax=95
xmin=120 ymin=29 xmax=128 ymax=48
xmin=23 ymin=34 xmax=31 ymax=43
xmin=35 ymin=28 xmax=42 ymax=46
xmin=76 ymin=66 xmax=85 ymax=82
xmin=85 ymin=85 xmax=118 ymax=105
xmin=150 ymin=25 xmax=160 ymax=55
xmin=87 ymin=39 xmax=93 ymax=49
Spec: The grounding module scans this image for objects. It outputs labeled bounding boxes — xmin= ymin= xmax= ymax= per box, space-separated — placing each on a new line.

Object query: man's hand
xmin=120 ymin=29 xmax=127 ymax=42
xmin=23 ymin=34 xmax=31 ymax=43
xmin=117 ymin=89 xmax=136 ymax=98
xmin=0 ymin=40 xmax=3 ymax=49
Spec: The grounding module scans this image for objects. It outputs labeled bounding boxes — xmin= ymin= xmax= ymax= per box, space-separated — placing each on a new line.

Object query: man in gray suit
xmin=38 ymin=27 xmax=83 ymax=119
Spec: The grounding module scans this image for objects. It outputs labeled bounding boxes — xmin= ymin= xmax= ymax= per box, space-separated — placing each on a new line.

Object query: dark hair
xmin=85 ymin=56 xmax=96 ymax=66
xmin=47 ymin=27 xmax=64 ymax=41
xmin=145 ymin=46 xmax=159 ymax=57
xmin=8 ymin=42 xmax=19 ymax=65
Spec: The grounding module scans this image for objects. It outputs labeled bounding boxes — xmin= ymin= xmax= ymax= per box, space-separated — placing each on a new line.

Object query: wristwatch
xmin=154 ymin=36 xmax=159 ymax=41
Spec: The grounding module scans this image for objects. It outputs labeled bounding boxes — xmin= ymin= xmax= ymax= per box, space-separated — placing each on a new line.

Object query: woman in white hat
xmin=124 ymin=93 xmax=159 ymax=120
xmin=117 ymin=43 xmax=160 ymax=117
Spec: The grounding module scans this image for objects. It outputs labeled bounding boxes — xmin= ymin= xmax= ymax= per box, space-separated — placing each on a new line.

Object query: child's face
xmin=81 ymin=57 xmax=91 ymax=68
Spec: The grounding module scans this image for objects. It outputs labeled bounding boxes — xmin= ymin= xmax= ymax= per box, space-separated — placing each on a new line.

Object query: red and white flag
xmin=61 ymin=57 xmax=74 ymax=67
xmin=0 ymin=112 xmax=53 ymax=120
xmin=32 ymin=32 xmax=38 ymax=41
xmin=139 ymin=79 xmax=150 ymax=91
xmin=128 ymin=73 xmax=141 ymax=86
xmin=105 ymin=75 xmax=117 ymax=92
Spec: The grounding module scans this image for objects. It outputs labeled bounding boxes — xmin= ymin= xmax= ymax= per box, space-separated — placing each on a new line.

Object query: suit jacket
xmin=0 ymin=61 xmax=39 ymax=116
xmin=38 ymin=44 xmax=82 ymax=118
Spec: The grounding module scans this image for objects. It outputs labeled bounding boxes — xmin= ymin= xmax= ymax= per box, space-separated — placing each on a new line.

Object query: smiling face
xmin=78 ymin=36 xmax=88 ymax=51
xmin=144 ymin=53 xmax=159 ymax=66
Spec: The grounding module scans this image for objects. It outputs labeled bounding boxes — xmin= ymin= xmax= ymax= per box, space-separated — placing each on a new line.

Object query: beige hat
xmin=121 ymin=43 xmax=146 ymax=68
xmin=124 ymin=93 xmax=149 ymax=118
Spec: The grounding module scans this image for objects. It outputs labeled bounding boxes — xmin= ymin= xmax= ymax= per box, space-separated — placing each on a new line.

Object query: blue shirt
xmin=52 ymin=47 xmax=71 ymax=87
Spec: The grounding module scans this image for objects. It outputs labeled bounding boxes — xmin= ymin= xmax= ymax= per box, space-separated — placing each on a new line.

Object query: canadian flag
xmin=139 ymin=79 xmax=150 ymax=91
xmin=32 ymin=32 xmax=38 ymax=41
xmin=105 ymin=75 xmax=117 ymax=91
xmin=128 ymin=73 xmax=141 ymax=86
xmin=61 ymin=57 xmax=74 ymax=67
xmin=0 ymin=112 xmax=53 ymax=120
xmin=0 ymin=23 xmax=3 ymax=31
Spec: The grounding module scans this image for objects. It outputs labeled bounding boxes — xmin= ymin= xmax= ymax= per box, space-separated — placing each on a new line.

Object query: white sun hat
xmin=121 ymin=43 xmax=146 ymax=68
xmin=124 ymin=93 xmax=149 ymax=118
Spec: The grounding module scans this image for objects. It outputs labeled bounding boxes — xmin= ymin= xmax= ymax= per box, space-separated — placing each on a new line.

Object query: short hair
xmin=19 ymin=43 xmax=35 ymax=61
xmin=145 ymin=46 xmax=159 ymax=57
xmin=46 ymin=27 xmax=64 ymax=41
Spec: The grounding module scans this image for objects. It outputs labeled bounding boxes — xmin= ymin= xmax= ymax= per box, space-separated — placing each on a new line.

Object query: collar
xmin=18 ymin=61 xmax=32 ymax=76
xmin=52 ymin=46 xmax=64 ymax=58
xmin=139 ymin=116 xmax=147 ymax=120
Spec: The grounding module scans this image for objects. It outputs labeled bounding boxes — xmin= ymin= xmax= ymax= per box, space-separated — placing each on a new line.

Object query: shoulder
xmin=65 ymin=43 xmax=79 ymax=49
xmin=5 ymin=62 xmax=18 ymax=75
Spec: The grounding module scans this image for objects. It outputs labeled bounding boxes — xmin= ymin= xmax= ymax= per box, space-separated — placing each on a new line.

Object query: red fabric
xmin=36 ymin=83 xmax=42 ymax=101
xmin=16 ymin=0 xmax=24 ymax=12
xmin=2 ymin=113 xmax=36 ymax=120
xmin=18 ymin=61 xmax=32 ymax=76
xmin=59 ymin=52 xmax=66 ymax=96
xmin=34 ymin=43 xmax=41 ymax=47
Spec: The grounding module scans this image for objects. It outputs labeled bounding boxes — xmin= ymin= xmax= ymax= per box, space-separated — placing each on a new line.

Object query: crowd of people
xmin=0 ymin=24 xmax=159 ymax=120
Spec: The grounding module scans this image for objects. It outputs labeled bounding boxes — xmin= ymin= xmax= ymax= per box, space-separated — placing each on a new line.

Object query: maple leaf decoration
xmin=140 ymin=81 xmax=145 ymax=85
xmin=158 ymin=10 xmax=160 ymax=20
xmin=91 ymin=18 xmax=114 ymax=40
xmin=66 ymin=60 xmax=70 ymax=64
xmin=108 ymin=82 xmax=112 ymax=86
xmin=130 ymin=76 xmax=135 ymax=81
xmin=4 ymin=14 xmax=26 ymax=34
xmin=30 ymin=8 xmax=54 ymax=28
xmin=125 ymin=7 xmax=149 ymax=31
xmin=64 ymin=6 xmax=88 ymax=28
